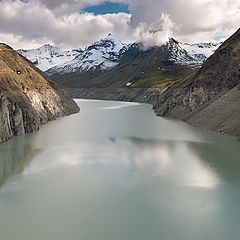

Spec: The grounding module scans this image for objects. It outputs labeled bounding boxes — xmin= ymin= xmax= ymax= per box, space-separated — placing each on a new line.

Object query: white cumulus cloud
xmin=134 ymin=13 xmax=175 ymax=49
xmin=0 ymin=0 xmax=239 ymax=49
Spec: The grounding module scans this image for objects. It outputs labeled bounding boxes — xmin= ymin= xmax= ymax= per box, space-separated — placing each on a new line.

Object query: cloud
xmin=129 ymin=0 xmax=240 ymax=42
xmin=0 ymin=0 xmax=132 ymax=49
xmin=0 ymin=0 xmax=239 ymax=49
xmin=0 ymin=33 xmax=51 ymax=49
xmin=134 ymin=13 xmax=175 ymax=49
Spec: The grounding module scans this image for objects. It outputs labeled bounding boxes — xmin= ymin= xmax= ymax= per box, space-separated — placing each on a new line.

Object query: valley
xmin=17 ymin=29 xmax=240 ymax=137
xmin=0 ymin=40 xmax=240 ymax=233
xmin=1 ymin=1 xmax=240 ymax=240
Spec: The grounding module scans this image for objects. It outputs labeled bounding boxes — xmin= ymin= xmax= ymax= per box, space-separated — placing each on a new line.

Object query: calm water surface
xmin=0 ymin=99 xmax=240 ymax=240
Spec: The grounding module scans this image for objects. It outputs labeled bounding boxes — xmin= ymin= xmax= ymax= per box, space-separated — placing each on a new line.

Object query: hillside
xmin=153 ymin=28 xmax=240 ymax=136
xmin=0 ymin=43 xmax=79 ymax=142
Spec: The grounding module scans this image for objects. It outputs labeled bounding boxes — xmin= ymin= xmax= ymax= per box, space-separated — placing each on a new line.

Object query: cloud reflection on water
xmin=20 ymin=136 xmax=220 ymax=190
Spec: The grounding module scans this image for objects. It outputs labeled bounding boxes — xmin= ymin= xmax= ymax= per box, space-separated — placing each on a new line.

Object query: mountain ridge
xmin=18 ymin=44 xmax=82 ymax=71
xmin=18 ymin=36 xmax=221 ymax=74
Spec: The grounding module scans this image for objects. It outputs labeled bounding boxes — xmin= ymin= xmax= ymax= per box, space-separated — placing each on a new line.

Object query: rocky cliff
xmin=153 ymin=28 xmax=240 ymax=136
xmin=0 ymin=43 xmax=79 ymax=142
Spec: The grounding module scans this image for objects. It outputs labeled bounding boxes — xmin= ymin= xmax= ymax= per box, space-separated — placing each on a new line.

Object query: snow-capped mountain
xmin=18 ymin=44 xmax=82 ymax=71
xmin=48 ymin=35 xmax=127 ymax=75
xmin=179 ymin=42 xmax=221 ymax=63
xmin=164 ymin=38 xmax=221 ymax=65
xmin=18 ymin=36 xmax=220 ymax=75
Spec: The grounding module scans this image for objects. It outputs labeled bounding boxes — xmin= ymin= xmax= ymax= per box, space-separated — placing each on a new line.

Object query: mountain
xmin=18 ymin=44 xmax=82 ymax=71
xmin=153 ymin=28 xmax=240 ymax=136
xmin=49 ymin=38 xmax=220 ymax=89
xmin=18 ymin=36 xmax=220 ymax=89
xmin=0 ymin=43 xmax=79 ymax=142
xmin=48 ymin=34 xmax=127 ymax=75
xmin=48 ymin=37 xmax=206 ymax=76
xmin=18 ymin=38 xmax=220 ymax=74
xmin=179 ymin=42 xmax=221 ymax=64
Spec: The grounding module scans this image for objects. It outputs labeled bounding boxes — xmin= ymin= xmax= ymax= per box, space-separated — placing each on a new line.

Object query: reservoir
xmin=0 ymin=99 xmax=240 ymax=240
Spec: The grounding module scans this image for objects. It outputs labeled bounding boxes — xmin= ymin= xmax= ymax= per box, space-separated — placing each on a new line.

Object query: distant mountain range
xmin=18 ymin=35 xmax=220 ymax=72
xmin=18 ymin=35 xmax=221 ymax=88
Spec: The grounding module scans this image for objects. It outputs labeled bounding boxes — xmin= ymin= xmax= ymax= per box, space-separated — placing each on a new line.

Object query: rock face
xmin=0 ymin=43 xmax=79 ymax=142
xmin=153 ymin=28 xmax=240 ymax=136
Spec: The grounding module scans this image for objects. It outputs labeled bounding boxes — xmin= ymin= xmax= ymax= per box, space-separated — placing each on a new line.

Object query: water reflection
xmin=100 ymin=102 xmax=141 ymax=110
xmin=109 ymin=137 xmax=219 ymax=189
xmin=187 ymin=140 xmax=240 ymax=183
xmin=0 ymin=135 xmax=40 ymax=186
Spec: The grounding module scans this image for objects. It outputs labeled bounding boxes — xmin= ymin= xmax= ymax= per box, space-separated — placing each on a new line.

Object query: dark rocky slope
xmin=153 ymin=28 xmax=240 ymax=136
xmin=0 ymin=43 xmax=79 ymax=142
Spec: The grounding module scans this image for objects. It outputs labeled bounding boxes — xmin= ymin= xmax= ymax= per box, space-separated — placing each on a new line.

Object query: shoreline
xmin=65 ymin=87 xmax=240 ymax=138
xmin=65 ymin=87 xmax=162 ymax=104
xmin=64 ymin=88 xmax=239 ymax=138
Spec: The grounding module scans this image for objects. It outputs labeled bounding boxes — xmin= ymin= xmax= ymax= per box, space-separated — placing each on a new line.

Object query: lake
xmin=0 ymin=99 xmax=240 ymax=240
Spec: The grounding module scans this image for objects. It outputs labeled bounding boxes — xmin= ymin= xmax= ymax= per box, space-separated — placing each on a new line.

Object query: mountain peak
xmin=42 ymin=43 xmax=54 ymax=48
xmin=48 ymin=35 xmax=127 ymax=74
xmin=169 ymin=38 xmax=179 ymax=44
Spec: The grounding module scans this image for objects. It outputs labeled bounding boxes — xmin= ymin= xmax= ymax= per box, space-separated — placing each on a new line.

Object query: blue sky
xmin=84 ymin=2 xmax=129 ymax=15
